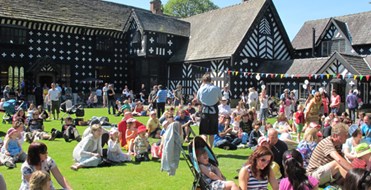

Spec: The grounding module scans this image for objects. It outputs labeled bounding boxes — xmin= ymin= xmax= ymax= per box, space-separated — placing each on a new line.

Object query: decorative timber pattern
xmin=324 ymin=59 xmax=350 ymax=76
xmin=240 ymin=8 xmax=291 ymax=61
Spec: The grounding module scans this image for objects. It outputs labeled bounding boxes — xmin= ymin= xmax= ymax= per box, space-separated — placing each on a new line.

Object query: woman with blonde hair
xmin=297 ymin=127 xmax=321 ymax=168
xmin=71 ymin=124 xmax=103 ymax=170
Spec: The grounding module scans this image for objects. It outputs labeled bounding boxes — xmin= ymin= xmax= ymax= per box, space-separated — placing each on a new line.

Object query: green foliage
xmin=164 ymin=0 xmax=219 ymax=18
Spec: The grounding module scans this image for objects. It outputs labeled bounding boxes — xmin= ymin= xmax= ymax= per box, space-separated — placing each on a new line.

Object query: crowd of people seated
xmin=1 ymin=82 xmax=371 ymax=190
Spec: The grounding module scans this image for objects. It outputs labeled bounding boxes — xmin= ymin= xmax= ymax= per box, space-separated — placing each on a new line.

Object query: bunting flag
xmin=189 ymin=65 xmax=370 ymax=82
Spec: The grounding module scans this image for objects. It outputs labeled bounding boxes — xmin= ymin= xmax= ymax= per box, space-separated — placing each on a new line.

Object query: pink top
xmin=279 ymin=176 xmax=319 ymax=190
xmin=330 ymin=95 xmax=340 ymax=109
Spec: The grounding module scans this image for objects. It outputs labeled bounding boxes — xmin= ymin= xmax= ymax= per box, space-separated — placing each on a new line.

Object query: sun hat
xmin=221 ymin=97 xmax=227 ymax=101
xmin=126 ymin=118 xmax=136 ymax=123
xmin=7 ymin=128 xmax=17 ymax=136
xmin=137 ymin=125 xmax=147 ymax=134
xmin=258 ymin=136 xmax=268 ymax=146
xmin=109 ymin=127 xmax=119 ymax=135
xmin=355 ymin=143 xmax=371 ymax=158
xmin=348 ymin=124 xmax=359 ymax=136
xmin=150 ymin=111 xmax=156 ymax=115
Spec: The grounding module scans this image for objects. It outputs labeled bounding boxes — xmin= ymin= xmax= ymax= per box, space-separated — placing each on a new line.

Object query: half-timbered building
xmin=1 ymin=0 xmax=370 ymax=109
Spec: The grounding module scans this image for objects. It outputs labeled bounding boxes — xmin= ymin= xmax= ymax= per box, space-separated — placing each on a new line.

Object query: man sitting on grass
xmin=306 ymin=122 xmax=352 ymax=186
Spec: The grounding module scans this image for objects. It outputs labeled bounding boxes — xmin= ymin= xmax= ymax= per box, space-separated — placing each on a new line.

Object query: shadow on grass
xmin=0 ymin=131 xmax=6 ymax=137
xmin=215 ymin=154 xmax=249 ymax=160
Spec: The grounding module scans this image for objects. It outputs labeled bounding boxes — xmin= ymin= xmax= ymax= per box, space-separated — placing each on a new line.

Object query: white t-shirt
xmin=48 ymin=89 xmax=60 ymax=101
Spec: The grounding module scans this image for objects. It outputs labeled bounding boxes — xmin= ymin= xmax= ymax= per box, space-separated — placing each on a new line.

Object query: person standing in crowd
xmin=197 ymin=73 xmax=222 ymax=147
xmin=305 ymin=92 xmax=322 ymax=127
xmin=3 ymin=85 xmax=10 ymax=100
xmin=306 ymin=122 xmax=352 ymax=186
xmin=148 ymin=85 xmax=158 ymax=110
xmin=346 ymin=89 xmax=358 ymax=122
xmin=267 ymin=128 xmax=288 ymax=178
xmin=33 ymin=84 xmax=43 ymax=107
xmin=20 ymin=142 xmax=72 ymax=190
xmin=173 ymin=84 xmax=183 ymax=106
xmin=330 ymin=89 xmax=341 ymax=115
xmin=47 ymin=83 xmax=61 ymax=120
xmin=102 ymin=83 xmax=108 ymax=108
xmin=321 ymin=91 xmax=330 ymax=117
xmin=259 ymin=89 xmax=269 ymax=126
xmin=107 ymin=84 xmax=116 ymax=115
xmin=95 ymin=86 xmax=102 ymax=106
xmin=247 ymin=87 xmax=258 ymax=109
xmin=154 ymin=85 xmax=167 ymax=119
xmin=221 ymin=85 xmax=232 ymax=105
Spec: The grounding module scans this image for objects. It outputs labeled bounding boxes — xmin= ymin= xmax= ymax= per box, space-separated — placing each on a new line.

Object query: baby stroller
xmin=268 ymin=96 xmax=278 ymax=118
xmin=187 ymin=136 xmax=219 ymax=190
xmin=2 ymin=99 xmax=25 ymax=124
xmin=60 ymin=99 xmax=84 ymax=124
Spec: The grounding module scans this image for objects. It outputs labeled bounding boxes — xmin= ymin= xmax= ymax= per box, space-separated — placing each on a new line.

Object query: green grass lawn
xmin=1 ymin=108 xmax=258 ymax=190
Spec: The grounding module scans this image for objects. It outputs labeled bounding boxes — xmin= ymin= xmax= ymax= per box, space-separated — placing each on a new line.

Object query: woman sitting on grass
xmin=20 ymin=142 xmax=72 ymax=190
xmin=71 ymin=124 xmax=103 ymax=171
xmin=238 ymin=146 xmax=278 ymax=190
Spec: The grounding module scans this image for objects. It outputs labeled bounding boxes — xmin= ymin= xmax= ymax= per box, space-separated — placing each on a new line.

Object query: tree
xmin=163 ymin=0 xmax=219 ymax=18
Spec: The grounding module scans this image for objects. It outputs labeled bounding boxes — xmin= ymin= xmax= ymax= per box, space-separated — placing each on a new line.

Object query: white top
xmin=260 ymin=96 xmax=268 ymax=109
xmin=48 ymin=89 xmax=60 ymax=101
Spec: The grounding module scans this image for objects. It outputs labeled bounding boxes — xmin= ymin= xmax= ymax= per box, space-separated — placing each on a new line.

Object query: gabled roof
xmin=0 ymin=0 xmax=145 ymax=31
xmin=292 ymin=11 xmax=371 ymax=49
xmin=339 ymin=53 xmax=371 ymax=76
xmin=128 ymin=10 xmax=190 ymax=37
xmin=257 ymin=57 xmax=328 ymax=75
xmin=170 ymin=0 xmax=268 ymax=63
xmin=317 ymin=52 xmax=371 ymax=75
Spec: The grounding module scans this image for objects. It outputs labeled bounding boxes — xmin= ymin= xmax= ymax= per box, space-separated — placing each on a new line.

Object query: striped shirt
xmin=306 ymin=137 xmax=342 ymax=175
xmin=245 ymin=165 xmax=268 ymax=190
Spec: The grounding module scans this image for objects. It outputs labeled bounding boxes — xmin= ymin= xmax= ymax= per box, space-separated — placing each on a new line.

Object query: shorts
xmin=310 ymin=161 xmax=337 ymax=185
xmin=210 ymin=180 xmax=226 ymax=190
xmin=199 ymin=113 xmax=218 ymax=135
xmin=296 ymin=124 xmax=304 ymax=133
xmin=259 ymin=108 xmax=268 ymax=121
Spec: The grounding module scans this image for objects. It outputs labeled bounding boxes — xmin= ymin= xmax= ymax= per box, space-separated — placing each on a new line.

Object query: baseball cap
xmin=348 ymin=124 xmax=359 ymax=136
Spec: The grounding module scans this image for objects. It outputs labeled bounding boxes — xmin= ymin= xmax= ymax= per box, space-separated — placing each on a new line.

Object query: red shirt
xmin=117 ymin=119 xmax=143 ymax=147
xmin=351 ymin=158 xmax=367 ymax=169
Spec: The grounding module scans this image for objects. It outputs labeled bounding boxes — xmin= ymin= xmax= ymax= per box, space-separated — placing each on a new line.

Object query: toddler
xmin=0 ymin=128 xmax=27 ymax=168
xmin=196 ymin=148 xmax=239 ymax=190
xmin=133 ymin=125 xmax=150 ymax=162
xmin=125 ymin=118 xmax=138 ymax=153
xmin=294 ymin=104 xmax=305 ymax=142
xmin=247 ymin=121 xmax=263 ymax=148
xmin=107 ymin=128 xmax=131 ymax=163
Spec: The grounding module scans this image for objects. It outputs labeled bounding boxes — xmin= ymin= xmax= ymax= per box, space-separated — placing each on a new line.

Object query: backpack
xmin=297 ymin=141 xmax=316 ymax=168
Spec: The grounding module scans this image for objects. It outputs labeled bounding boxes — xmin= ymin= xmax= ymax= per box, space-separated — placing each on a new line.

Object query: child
xmin=133 ymin=125 xmax=150 ymax=162
xmin=27 ymin=103 xmax=36 ymax=121
xmin=247 ymin=121 xmax=263 ymax=148
xmin=279 ymin=100 xmax=285 ymax=115
xmin=0 ymin=128 xmax=27 ymax=169
xmin=196 ymin=147 xmax=239 ymax=190
xmin=294 ymin=104 xmax=305 ymax=142
xmin=107 ymin=128 xmax=131 ymax=163
xmin=280 ymin=149 xmax=319 ymax=190
xmin=125 ymin=118 xmax=138 ymax=153
xmin=351 ymin=143 xmax=371 ymax=170
xmin=61 ymin=117 xmax=81 ymax=142
xmin=37 ymin=105 xmax=49 ymax=121
xmin=29 ymin=170 xmax=51 ymax=190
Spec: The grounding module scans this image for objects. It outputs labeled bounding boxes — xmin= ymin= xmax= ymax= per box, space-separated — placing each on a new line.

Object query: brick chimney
xmin=150 ymin=0 xmax=163 ymax=15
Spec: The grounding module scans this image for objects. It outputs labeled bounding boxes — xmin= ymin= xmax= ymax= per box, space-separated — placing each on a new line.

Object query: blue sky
xmin=106 ymin=0 xmax=370 ymax=41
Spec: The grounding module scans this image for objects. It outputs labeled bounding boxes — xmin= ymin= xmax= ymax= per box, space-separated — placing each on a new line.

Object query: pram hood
xmin=188 ymin=136 xmax=219 ymax=173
